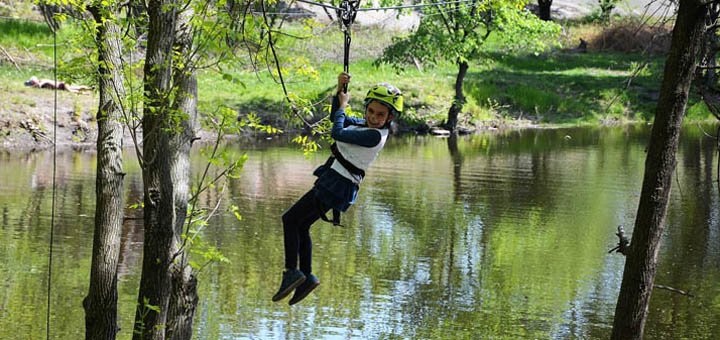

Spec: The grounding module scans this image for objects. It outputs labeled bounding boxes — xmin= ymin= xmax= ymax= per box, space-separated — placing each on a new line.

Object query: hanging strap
xmin=318 ymin=205 xmax=344 ymax=227
xmin=317 ymin=1 xmax=360 ymax=228
xmin=337 ymin=0 xmax=360 ymax=93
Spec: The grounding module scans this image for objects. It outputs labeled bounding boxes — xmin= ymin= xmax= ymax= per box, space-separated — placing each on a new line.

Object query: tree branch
xmin=608 ymin=225 xmax=630 ymax=255
xmin=435 ymin=5 xmax=454 ymax=34
xmin=260 ymin=0 xmax=322 ymax=130
xmin=654 ymin=284 xmax=694 ymax=297
xmin=0 ymin=45 xmax=20 ymax=71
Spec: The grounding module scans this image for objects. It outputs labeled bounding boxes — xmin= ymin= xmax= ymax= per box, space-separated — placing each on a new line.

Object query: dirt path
xmin=552 ymin=0 xmax=676 ymax=19
xmin=0 ymin=84 xmax=102 ymax=151
xmin=300 ymin=0 xmax=676 ymax=31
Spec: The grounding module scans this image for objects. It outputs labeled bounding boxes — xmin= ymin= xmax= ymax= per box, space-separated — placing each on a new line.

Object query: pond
xmin=1 ymin=124 xmax=719 ymax=339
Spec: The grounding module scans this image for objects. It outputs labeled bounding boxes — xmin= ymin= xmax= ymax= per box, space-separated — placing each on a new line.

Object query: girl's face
xmin=365 ymin=101 xmax=393 ymax=129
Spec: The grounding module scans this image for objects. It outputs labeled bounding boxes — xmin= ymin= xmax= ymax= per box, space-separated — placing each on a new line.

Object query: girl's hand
xmin=336 ymin=72 xmax=351 ymax=109
xmin=338 ymin=89 xmax=350 ymax=109
xmin=336 ymin=72 xmax=351 ymax=94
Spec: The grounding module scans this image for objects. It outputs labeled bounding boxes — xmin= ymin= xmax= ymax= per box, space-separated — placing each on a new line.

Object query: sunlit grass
xmin=1 ymin=17 xmax=716 ymax=127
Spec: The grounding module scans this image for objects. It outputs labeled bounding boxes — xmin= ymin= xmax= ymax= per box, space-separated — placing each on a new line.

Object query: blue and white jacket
xmin=313 ymin=96 xmax=388 ymax=212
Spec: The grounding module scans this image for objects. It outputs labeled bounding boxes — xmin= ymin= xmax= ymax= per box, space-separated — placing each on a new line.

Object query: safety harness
xmin=317 ymin=141 xmax=365 ymax=226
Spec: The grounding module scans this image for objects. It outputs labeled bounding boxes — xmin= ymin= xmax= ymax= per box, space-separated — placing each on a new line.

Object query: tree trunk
xmin=83 ymin=8 xmax=126 ymax=340
xmin=611 ymin=1 xmax=706 ymax=339
xmin=699 ymin=4 xmax=719 ymax=88
xmin=133 ymin=0 xmax=177 ymax=337
xmin=166 ymin=268 xmax=198 ymax=340
xmin=445 ymin=60 xmax=468 ymax=133
xmin=165 ymin=8 xmax=199 ymax=340
xmin=538 ymin=0 xmax=552 ymax=21
xmin=599 ymin=0 xmax=616 ymax=22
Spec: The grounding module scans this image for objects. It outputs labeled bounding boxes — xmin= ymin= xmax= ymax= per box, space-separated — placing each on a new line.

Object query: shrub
xmin=588 ymin=17 xmax=672 ymax=54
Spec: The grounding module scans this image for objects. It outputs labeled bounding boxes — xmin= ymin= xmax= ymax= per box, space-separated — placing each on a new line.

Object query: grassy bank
xmin=1 ymin=16 xmax=716 ymax=142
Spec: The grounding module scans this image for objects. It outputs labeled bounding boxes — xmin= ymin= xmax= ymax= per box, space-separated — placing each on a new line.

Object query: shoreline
xmin=0 ymin=118 xmax=680 ymax=153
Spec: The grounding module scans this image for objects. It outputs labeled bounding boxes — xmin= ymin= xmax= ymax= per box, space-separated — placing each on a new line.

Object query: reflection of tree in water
xmin=647 ymin=129 xmax=720 ymax=337
xmin=2 ymin=206 xmax=8 ymax=228
xmin=410 ymin=128 xmax=657 ymax=337
xmin=447 ymin=134 xmax=464 ymax=203
xmin=118 ymin=179 xmax=144 ymax=278
xmin=19 ymin=185 xmax=47 ymax=237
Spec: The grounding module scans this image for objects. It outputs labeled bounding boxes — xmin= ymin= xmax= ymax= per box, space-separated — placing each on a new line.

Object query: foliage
xmin=375 ymin=0 xmax=559 ymax=130
xmin=2 ymin=5 xmax=715 ymax=133
xmin=377 ymin=0 xmax=560 ymax=71
xmin=492 ymin=5 xmax=561 ymax=53
xmin=134 ymin=297 xmax=162 ymax=336
xmin=587 ymin=17 xmax=672 ymax=54
xmin=598 ymin=0 xmax=620 ymax=22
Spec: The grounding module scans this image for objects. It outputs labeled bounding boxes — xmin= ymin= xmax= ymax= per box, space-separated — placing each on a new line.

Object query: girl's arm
xmin=330 ymin=73 xmax=381 ymax=147
xmin=331 ymin=96 xmax=366 ymax=127
xmin=330 ymin=101 xmax=381 ymax=147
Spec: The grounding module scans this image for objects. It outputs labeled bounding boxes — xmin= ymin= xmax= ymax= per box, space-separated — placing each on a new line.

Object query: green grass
xmin=686 ymin=101 xmax=714 ymax=120
xmin=461 ymin=51 xmax=679 ymax=124
xmin=1 ymin=17 xmax=716 ymax=129
xmin=0 ymin=18 xmax=51 ymax=45
xmin=0 ymin=18 xmax=55 ymax=60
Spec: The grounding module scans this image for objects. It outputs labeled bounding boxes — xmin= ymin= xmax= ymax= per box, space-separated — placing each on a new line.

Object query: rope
xmin=261 ymin=0 xmax=320 ymax=129
xmin=46 ymin=25 xmax=58 ymax=340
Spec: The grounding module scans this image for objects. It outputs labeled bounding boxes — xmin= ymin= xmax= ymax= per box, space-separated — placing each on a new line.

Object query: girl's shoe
xmin=272 ymin=269 xmax=306 ymax=302
xmin=288 ymin=274 xmax=320 ymax=305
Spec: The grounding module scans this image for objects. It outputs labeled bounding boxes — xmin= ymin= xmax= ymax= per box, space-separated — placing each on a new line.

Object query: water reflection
xmin=1 ymin=124 xmax=719 ymax=339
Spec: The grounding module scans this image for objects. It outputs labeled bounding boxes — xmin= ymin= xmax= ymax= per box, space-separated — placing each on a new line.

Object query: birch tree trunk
xmin=83 ymin=7 xmax=127 ymax=340
xmin=611 ymin=1 xmax=706 ymax=338
xmin=165 ymin=8 xmax=199 ymax=340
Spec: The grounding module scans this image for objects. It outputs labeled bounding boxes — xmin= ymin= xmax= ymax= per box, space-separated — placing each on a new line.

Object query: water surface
xmin=1 ymin=124 xmax=718 ymax=339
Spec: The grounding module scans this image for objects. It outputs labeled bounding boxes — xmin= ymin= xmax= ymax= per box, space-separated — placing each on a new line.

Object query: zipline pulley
xmin=337 ymin=0 xmax=360 ymax=93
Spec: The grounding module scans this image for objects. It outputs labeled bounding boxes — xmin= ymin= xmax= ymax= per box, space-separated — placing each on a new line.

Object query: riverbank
xmin=0 ymin=52 xmax=714 ymax=152
xmin=1 ymin=14 xmax=716 ymax=151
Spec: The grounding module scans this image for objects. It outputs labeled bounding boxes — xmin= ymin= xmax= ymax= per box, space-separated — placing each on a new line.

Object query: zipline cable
xmin=293 ymin=0 xmax=476 ymax=13
xmin=46 ymin=24 xmax=58 ymax=340
xmin=356 ymin=0 xmax=475 ymax=11
xmin=295 ymin=0 xmax=341 ymax=11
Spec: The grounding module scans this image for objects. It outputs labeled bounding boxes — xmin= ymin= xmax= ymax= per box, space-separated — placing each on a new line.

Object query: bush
xmin=588 ymin=18 xmax=672 ymax=54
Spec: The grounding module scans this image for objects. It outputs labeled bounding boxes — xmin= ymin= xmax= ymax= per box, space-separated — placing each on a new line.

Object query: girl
xmin=272 ymin=72 xmax=403 ymax=305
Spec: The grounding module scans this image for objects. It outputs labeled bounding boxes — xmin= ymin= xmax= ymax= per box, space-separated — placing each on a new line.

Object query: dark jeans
xmin=283 ymin=189 xmax=330 ymax=274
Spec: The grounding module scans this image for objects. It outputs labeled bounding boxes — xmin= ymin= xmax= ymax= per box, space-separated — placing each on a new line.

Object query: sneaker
xmin=288 ymin=274 xmax=320 ymax=306
xmin=272 ymin=269 xmax=306 ymax=302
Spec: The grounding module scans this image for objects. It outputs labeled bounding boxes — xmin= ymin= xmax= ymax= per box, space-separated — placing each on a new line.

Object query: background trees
xmin=21 ymin=0 xmax=716 ymax=338
xmin=34 ymin=0 xmax=131 ymax=338
xmin=599 ymin=0 xmax=620 ymax=22
xmin=377 ymin=0 xmax=559 ymax=133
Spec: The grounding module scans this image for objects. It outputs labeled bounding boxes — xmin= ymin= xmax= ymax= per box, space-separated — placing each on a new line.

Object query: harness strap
xmin=331 ymin=142 xmax=365 ymax=178
xmin=315 ymin=195 xmax=345 ymax=227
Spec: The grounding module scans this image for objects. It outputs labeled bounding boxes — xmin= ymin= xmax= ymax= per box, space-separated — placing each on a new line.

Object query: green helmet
xmin=364 ymin=83 xmax=403 ymax=115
